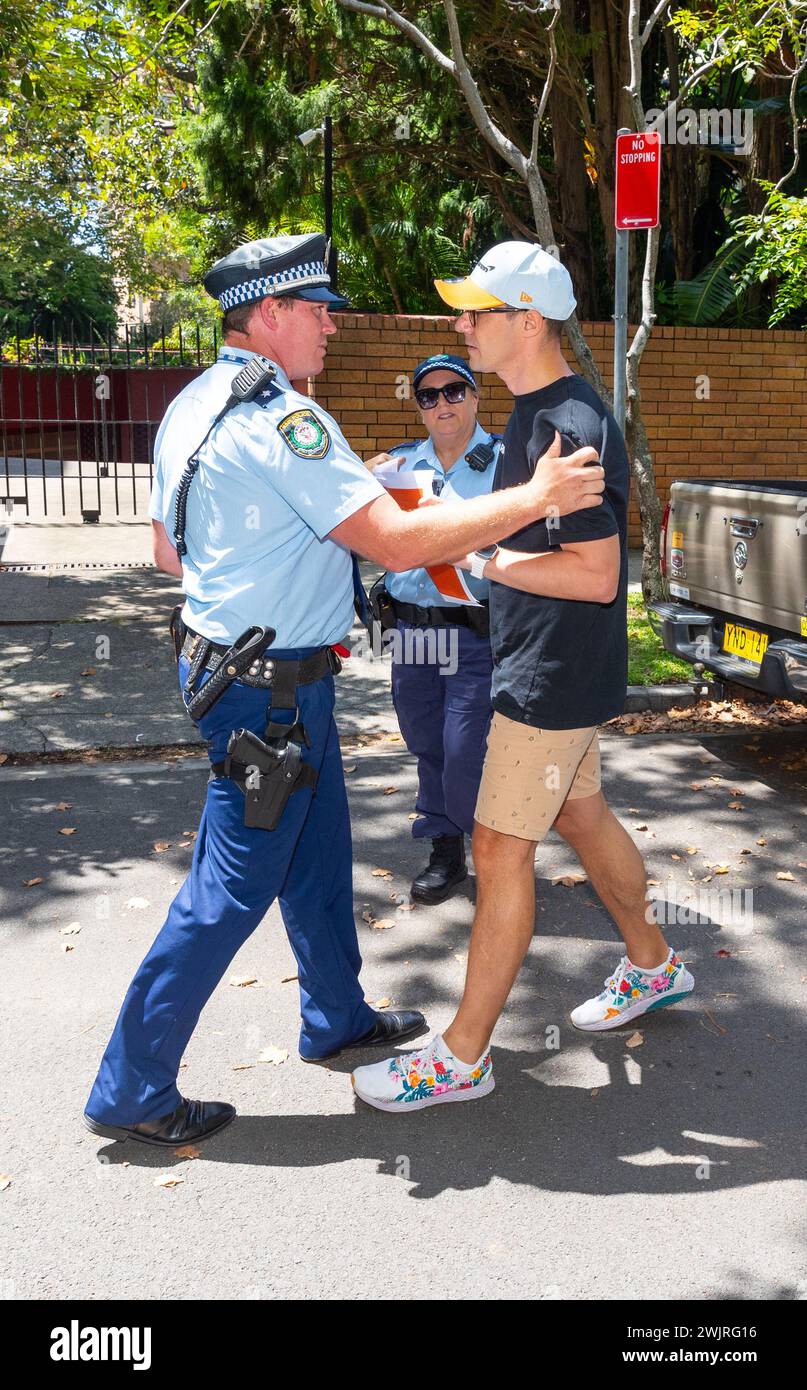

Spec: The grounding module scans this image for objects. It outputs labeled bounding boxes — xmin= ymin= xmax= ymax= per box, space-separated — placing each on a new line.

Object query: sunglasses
xmin=460 ymin=308 xmax=520 ymax=327
xmin=414 ymin=381 xmax=471 ymax=409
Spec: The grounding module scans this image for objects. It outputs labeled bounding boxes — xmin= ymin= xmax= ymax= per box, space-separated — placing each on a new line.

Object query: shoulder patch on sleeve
xmin=277 ymin=408 xmax=331 ymax=459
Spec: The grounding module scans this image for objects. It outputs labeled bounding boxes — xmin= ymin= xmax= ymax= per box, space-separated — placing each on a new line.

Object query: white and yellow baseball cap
xmin=435 ymin=240 xmax=576 ymax=318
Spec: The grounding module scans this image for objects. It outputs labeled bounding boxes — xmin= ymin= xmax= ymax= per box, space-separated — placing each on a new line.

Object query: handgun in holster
xmin=368 ymin=576 xmax=398 ymax=647
xmin=224 ymin=727 xmax=318 ymax=831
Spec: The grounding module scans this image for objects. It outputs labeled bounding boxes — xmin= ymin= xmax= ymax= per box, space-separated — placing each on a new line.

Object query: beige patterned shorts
xmin=474 ymin=711 xmax=601 ymax=842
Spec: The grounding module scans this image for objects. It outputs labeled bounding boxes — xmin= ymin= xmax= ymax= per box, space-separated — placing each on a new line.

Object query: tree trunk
xmin=548 ymin=64 xmax=597 ymax=318
xmin=663 ymin=26 xmax=698 ymax=281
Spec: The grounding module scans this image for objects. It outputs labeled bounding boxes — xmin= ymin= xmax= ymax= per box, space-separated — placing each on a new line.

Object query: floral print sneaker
xmin=351 ymin=1034 xmax=494 ymax=1113
xmin=570 ymin=949 xmax=694 ymax=1032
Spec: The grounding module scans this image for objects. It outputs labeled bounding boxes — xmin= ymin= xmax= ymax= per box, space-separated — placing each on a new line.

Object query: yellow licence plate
xmin=723 ymin=622 xmax=769 ymax=664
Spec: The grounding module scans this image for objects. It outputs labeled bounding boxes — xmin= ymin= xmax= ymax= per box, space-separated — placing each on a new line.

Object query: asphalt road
xmin=1 ymin=727 xmax=805 ymax=1301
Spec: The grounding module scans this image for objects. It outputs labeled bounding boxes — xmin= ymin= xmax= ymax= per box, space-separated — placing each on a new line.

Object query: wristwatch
xmin=469 ymin=544 xmax=499 ymax=580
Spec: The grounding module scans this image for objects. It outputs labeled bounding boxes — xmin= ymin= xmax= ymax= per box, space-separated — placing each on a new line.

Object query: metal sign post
xmin=613 ymin=128 xmax=661 ymax=435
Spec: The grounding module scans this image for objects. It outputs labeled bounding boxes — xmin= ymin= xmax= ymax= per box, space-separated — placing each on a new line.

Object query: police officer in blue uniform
xmin=379 ymin=355 xmax=500 ymax=903
xmin=83 ymin=233 xmax=605 ymax=1148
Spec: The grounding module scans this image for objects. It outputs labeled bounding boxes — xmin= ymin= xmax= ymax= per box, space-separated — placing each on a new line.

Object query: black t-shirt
xmin=489 ymin=373 xmax=629 ymax=730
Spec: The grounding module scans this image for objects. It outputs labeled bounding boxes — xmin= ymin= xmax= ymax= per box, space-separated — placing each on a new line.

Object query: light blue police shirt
xmin=149 ymin=347 xmax=384 ymax=647
xmin=384 ymin=422 xmax=500 ymax=607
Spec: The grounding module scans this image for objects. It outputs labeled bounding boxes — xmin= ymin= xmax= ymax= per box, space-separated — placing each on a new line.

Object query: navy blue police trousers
xmin=390 ymin=620 xmax=493 ymax=841
xmin=86 ymin=653 xmax=376 ymax=1125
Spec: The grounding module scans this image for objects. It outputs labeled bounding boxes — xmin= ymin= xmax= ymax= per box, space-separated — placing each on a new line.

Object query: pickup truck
xmin=648 ymin=479 xmax=807 ymax=701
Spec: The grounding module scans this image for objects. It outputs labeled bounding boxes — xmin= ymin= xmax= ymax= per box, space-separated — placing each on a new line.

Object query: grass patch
xmin=627 ymin=593 xmax=693 ymax=686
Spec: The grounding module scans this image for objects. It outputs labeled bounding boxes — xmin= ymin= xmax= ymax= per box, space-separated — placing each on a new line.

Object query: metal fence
xmin=0 ymin=323 xmax=217 ymax=521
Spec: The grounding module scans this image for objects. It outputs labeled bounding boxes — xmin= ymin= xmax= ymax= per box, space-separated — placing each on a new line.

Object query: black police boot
xmin=84 ymin=1097 xmax=235 ymax=1148
xmin=410 ymin=834 xmax=467 ymax=904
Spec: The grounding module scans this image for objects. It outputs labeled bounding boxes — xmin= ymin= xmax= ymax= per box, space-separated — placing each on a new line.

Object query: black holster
xmin=169 ymin=605 xmax=187 ymax=662
xmin=223 ymin=728 xmax=318 ymax=831
xmin=368 ymin=576 xmax=398 ymax=640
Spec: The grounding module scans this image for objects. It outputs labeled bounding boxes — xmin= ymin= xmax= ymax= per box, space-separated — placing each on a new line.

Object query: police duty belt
xmin=180 ymin=627 xmax=340 ymax=716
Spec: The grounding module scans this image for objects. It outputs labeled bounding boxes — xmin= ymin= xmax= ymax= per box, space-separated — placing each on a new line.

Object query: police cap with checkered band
xmin=204 ymin=233 xmax=349 ymax=311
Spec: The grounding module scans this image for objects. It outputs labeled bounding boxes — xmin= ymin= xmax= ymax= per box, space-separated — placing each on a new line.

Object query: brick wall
xmin=313 ymin=315 xmax=807 ymax=548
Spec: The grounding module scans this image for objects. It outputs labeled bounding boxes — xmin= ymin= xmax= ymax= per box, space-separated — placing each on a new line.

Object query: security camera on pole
xmin=297 ymin=115 xmax=337 ymax=291
xmin=613 ymin=128 xmax=661 ymax=435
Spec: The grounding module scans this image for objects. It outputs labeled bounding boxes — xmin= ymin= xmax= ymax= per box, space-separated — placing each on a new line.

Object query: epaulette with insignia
xmin=255 ymin=381 xmax=284 ymax=408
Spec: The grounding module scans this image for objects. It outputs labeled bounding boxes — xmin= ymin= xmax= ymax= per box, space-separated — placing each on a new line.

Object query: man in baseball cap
xmin=351 ymin=241 xmax=694 ymax=1116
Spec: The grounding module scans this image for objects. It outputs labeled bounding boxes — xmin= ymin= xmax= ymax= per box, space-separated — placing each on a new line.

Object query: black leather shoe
xmin=84 ymin=1097 xmax=235 ymax=1148
xmin=300 ymin=1008 xmax=428 ymax=1063
xmin=410 ymin=834 xmax=467 ymax=904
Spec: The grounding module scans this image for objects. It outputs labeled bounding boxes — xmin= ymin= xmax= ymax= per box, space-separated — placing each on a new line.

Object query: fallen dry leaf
xmin=632 ymin=823 xmax=648 ymax=832
xmin=154 ymin=1173 xmax=184 ymax=1189
xmin=686 ymin=847 xmax=699 ymax=855
xmin=59 ymin=923 xmax=81 ymax=936
xmin=550 ymin=872 xmax=587 ymax=887
xmin=125 ymin=897 xmax=149 ymax=910
xmin=361 ymin=906 xmax=376 ymax=925
xmin=670 ymin=853 xmax=681 ymax=861
xmin=0 ymin=754 xmax=7 ymax=765
xmin=776 ymin=871 xmax=796 ymax=882
xmin=689 ymin=782 xmax=703 ymax=791
xmin=370 ymin=918 xmax=395 ymax=931
xmin=23 ymin=877 xmax=44 ymax=887
xmin=50 ymin=691 xmax=65 ymax=699
xmin=343 ymin=765 xmax=357 ymax=774
xmin=715 ymin=948 xmax=732 ymax=958
xmin=182 ymin=830 xmax=198 ymax=840
xmin=628 ymin=807 xmax=641 ymax=814
xmin=80 ymin=667 xmax=96 ymax=677
xmin=257 ymin=1045 xmax=288 ymax=1066
xmin=646 ymin=878 xmax=661 ymax=886
xmin=397 ymin=902 xmax=415 ymax=912
xmin=229 ymin=974 xmax=258 ymax=988
xmin=756 ymin=837 xmax=767 ymax=846
xmin=714 ymin=865 xmax=730 ymax=875
xmin=728 ymin=801 xmax=744 ymax=811
xmin=626 ymin=1031 xmax=644 ymax=1049
xmin=54 ymin=802 xmax=73 ymax=812
xmin=280 ymin=973 xmax=298 ymax=983
xmin=371 ymin=867 xmax=393 ymax=878
xmin=374 ymin=997 xmax=392 ymax=1009
xmin=383 ymin=786 xmax=398 ymax=795
xmin=0 ymin=1174 xmax=11 ymax=1191
xmin=408 ymin=813 xmax=418 ymax=821
xmin=173 ymin=1145 xmax=201 ymax=1160
xmin=590 ymin=1089 xmax=599 ymax=1098
xmin=58 ymin=827 xmax=77 ymax=836
xmin=153 ymin=841 xmax=172 ymax=852
xmin=740 ymin=848 xmax=753 ymax=856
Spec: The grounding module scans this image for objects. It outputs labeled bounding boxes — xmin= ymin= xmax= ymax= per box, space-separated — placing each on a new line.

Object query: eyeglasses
xmin=414 ymin=382 xmax=471 ymax=409
xmin=460 ymin=308 xmax=520 ymax=327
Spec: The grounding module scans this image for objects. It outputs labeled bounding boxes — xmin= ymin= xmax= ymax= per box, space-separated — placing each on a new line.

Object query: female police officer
xmin=83 ymin=233 xmax=604 ymax=1147
xmin=379 ymin=355 xmax=500 ymax=904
